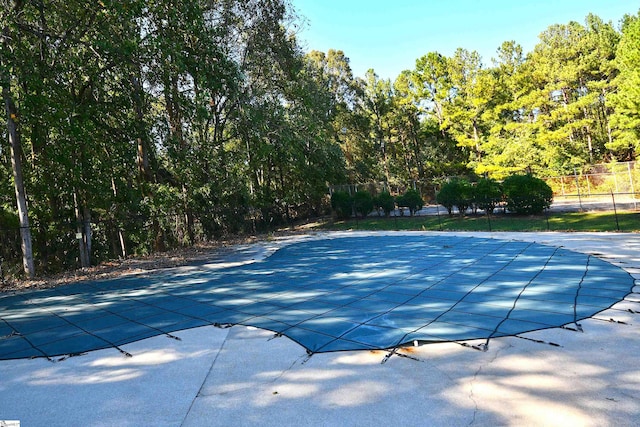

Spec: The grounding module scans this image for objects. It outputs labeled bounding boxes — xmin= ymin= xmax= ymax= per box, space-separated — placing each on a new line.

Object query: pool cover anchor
xmin=212 ymin=323 xmax=233 ymax=329
xmin=51 ymin=352 xmax=88 ymax=363
xmin=268 ymin=332 xmax=283 ymax=341
xmin=380 ymin=346 xmax=424 ymax=364
xmin=606 ymin=318 xmax=629 ymax=325
xmin=515 ymin=335 xmax=562 ymax=347
xmin=300 ymin=349 xmax=314 ymax=365
xmin=381 ymin=347 xmax=398 ymax=364
xmin=118 ymin=348 xmax=133 ymax=358
xmin=478 ymin=334 xmax=562 ymax=352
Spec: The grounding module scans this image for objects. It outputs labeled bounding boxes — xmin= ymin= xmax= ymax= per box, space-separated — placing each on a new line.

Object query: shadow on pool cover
xmin=0 ymin=235 xmax=635 ymax=360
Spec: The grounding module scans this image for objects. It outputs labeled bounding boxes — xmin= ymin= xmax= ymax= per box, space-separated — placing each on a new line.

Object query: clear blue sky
xmin=291 ymin=0 xmax=639 ymax=80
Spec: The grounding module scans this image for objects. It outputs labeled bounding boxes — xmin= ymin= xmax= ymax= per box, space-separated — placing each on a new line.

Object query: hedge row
xmin=330 ymin=189 xmax=424 ymax=219
xmin=436 ymin=174 xmax=553 ymax=216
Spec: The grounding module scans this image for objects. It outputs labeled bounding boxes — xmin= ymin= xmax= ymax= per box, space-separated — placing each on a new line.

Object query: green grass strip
xmin=318 ymin=211 xmax=640 ymax=233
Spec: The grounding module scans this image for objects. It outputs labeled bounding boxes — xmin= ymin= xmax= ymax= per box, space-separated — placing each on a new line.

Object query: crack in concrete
xmin=269 ymin=354 xmax=305 ymax=387
xmin=467 ymin=343 xmax=511 ymax=426
xmin=180 ymin=327 xmax=231 ymax=427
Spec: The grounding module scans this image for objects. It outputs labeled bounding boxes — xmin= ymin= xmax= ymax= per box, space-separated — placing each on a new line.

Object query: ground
xmin=0 ymin=231 xmax=638 ymax=426
xmin=0 ymin=234 xmax=271 ymax=293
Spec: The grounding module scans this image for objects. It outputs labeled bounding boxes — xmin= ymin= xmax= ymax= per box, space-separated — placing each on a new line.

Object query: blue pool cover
xmin=0 ymin=235 xmax=635 ymax=360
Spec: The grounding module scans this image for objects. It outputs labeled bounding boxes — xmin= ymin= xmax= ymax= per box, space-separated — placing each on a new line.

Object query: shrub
xmin=473 ymin=178 xmax=503 ymax=214
xmin=330 ymin=191 xmax=352 ymax=219
xmin=397 ymin=189 xmax=424 ymax=216
xmin=436 ymin=179 xmax=472 ymax=216
xmin=0 ymin=205 xmax=19 ymax=229
xmin=352 ymin=191 xmax=374 ymax=218
xmin=502 ymin=174 xmax=553 ymax=215
xmin=453 ymin=180 xmax=473 ymax=215
xmin=435 ymin=182 xmax=456 ymax=216
xmin=373 ymin=191 xmax=395 ymax=217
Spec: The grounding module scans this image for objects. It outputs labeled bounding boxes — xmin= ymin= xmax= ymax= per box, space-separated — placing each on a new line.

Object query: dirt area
xmin=0 ymin=228 xmax=315 ymax=294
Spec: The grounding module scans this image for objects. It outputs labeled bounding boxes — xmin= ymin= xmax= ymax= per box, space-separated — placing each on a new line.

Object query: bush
xmin=330 ymin=191 xmax=352 ymax=219
xmin=352 ymin=191 xmax=374 ymax=218
xmin=435 ymin=182 xmax=456 ymax=216
xmin=502 ymin=174 xmax=553 ymax=215
xmin=373 ymin=191 xmax=395 ymax=217
xmin=453 ymin=180 xmax=473 ymax=215
xmin=0 ymin=205 xmax=19 ymax=229
xmin=436 ymin=179 xmax=472 ymax=216
xmin=473 ymin=178 xmax=503 ymax=214
xmin=397 ymin=189 xmax=424 ymax=216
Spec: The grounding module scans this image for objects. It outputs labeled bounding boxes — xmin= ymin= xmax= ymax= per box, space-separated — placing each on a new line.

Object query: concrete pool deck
xmin=1 ymin=231 xmax=639 ymax=426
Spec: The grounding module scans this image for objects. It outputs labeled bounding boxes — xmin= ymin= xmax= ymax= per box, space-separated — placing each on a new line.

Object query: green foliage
xmin=331 ymin=191 xmax=352 ymax=219
xmin=0 ymin=205 xmax=22 ymax=277
xmin=373 ymin=191 xmax=395 ymax=217
xmin=352 ymin=191 xmax=374 ymax=218
xmin=436 ymin=179 xmax=473 ymax=216
xmin=608 ymin=14 xmax=640 ymax=157
xmin=322 ymin=212 xmax=640 ymax=233
xmin=397 ymin=189 xmax=424 ymax=216
xmin=2 ymin=2 xmax=640 ymax=279
xmin=435 ymin=183 xmax=457 ymax=216
xmin=1 ymin=0 xmax=356 ymax=277
xmin=473 ymin=178 xmax=503 ymax=214
xmin=502 ymin=175 xmax=553 ymax=215
xmin=0 ymin=205 xmax=19 ymax=229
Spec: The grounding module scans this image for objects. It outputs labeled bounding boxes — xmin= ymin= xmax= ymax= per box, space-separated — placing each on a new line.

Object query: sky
xmin=291 ymin=0 xmax=639 ymax=80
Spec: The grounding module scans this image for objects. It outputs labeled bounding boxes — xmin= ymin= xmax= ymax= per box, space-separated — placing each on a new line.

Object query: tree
xmin=521 ymin=17 xmax=620 ymax=173
xmin=442 ymin=48 xmax=494 ymax=170
xmin=413 ymin=52 xmax=451 ymax=130
xmin=1 ymin=1 xmax=35 ymax=277
xmin=474 ymin=41 xmax=538 ymax=178
xmin=361 ymin=69 xmax=394 ymax=183
xmin=391 ymin=71 xmax=425 ymax=182
xmin=609 ymin=12 xmax=640 ymax=157
xmin=3 ymin=85 xmax=35 ymax=277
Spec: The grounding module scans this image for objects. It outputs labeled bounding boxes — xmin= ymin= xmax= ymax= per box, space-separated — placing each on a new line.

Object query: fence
xmin=544 ymin=161 xmax=637 ymax=197
xmin=330 ymin=162 xmax=640 ymax=201
xmin=330 ymin=163 xmax=640 ymax=233
xmin=349 ymin=190 xmax=638 ymax=235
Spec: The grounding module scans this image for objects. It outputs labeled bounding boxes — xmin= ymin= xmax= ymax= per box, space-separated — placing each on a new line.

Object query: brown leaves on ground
xmin=1 ymin=235 xmax=264 ymax=294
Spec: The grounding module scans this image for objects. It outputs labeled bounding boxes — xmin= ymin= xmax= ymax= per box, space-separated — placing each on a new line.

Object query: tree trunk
xmin=182 ymin=184 xmax=195 ymax=244
xmin=4 ymin=86 xmax=35 ymax=278
xmin=472 ymin=120 xmax=481 ymax=160
xmin=132 ymin=73 xmax=151 ymax=184
xmin=409 ymin=119 xmax=425 ymax=179
xmin=73 ymin=190 xmax=90 ymax=268
xmin=110 ymin=176 xmax=127 ymax=258
xmin=83 ymin=205 xmax=92 ymax=260
xmin=601 ymin=88 xmax=614 ymax=149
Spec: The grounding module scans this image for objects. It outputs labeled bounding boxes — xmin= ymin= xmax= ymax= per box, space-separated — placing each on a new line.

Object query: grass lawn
xmin=317 ymin=211 xmax=640 ymax=233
